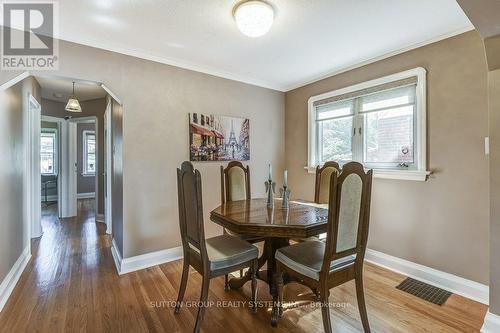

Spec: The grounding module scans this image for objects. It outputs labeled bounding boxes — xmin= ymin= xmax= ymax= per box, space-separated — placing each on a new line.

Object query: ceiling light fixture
xmin=65 ymin=82 xmax=82 ymax=112
xmin=234 ymin=1 xmax=274 ymax=38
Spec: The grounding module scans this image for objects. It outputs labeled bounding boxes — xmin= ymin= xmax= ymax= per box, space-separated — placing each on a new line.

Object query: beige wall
xmin=285 ymin=31 xmax=489 ymax=284
xmin=0 ymin=38 xmax=285 ymax=258
xmin=0 ymin=76 xmax=41 ymax=284
xmin=0 ymin=82 xmax=24 ymax=283
xmin=488 ymin=69 xmax=500 ymax=313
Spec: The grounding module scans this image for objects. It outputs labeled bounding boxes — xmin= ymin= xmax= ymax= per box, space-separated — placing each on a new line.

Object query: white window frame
xmin=82 ymin=130 xmax=96 ymax=176
xmin=307 ymin=67 xmax=431 ymax=181
xmin=41 ymin=129 xmax=58 ymax=176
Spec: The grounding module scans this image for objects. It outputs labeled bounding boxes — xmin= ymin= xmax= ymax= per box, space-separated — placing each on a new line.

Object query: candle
xmin=284 ymin=170 xmax=288 ymax=187
xmin=268 ymin=164 xmax=272 ymax=180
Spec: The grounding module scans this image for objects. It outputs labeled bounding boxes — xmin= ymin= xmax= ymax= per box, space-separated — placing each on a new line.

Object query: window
xmin=41 ymin=130 xmax=57 ymax=175
xmin=83 ymin=130 xmax=96 ymax=176
xmin=308 ymin=68 xmax=429 ymax=181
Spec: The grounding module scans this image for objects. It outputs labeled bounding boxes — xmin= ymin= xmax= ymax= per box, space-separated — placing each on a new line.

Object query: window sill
xmin=81 ymin=173 xmax=96 ymax=177
xmin=304 ymin=166 xmax=431 ymax=181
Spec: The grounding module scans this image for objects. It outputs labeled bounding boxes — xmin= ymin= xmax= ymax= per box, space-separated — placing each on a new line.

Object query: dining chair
xmin=274 ymin=161 xmax=373 ymax=333
xmin=220 ymin=161 xmax=264 ymax=289
xmin=294 ymin=161 xmax=341 ymax=243
xmin=315 ymin=161 xmax=341 ymax=204
xmin=175 ymin=161 xmax=259 ymax=333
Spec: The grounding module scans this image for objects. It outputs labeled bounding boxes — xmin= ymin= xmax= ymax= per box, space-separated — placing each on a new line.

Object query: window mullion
xmin=352 ymin=98 xmax=363 ymax=163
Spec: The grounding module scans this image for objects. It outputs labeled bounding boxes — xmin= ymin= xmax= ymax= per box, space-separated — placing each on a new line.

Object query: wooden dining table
xmin=210 ymin=198 xmax=329 ymax=325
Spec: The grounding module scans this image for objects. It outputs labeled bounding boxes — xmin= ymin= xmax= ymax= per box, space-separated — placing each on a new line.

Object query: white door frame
xmin=26 ymin=94 xmax=42 ymax=238
xmin=68 ymin=116 xmax=98 ymax=219
xmin=104 ymin=99 xmax=112 ymax=234
xmin=41 ymin=115 xmax=66 ymax=217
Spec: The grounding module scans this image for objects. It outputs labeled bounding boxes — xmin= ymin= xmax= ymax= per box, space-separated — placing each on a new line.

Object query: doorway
xmin=30 ymin=74 xmax=109 ymax=238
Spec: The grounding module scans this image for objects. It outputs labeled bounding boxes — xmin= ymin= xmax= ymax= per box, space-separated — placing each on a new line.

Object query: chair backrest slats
xmin=315 ymin=161 xmax=341 ymax=204
xmin=322 ymin=162 xmax=373 ymax=273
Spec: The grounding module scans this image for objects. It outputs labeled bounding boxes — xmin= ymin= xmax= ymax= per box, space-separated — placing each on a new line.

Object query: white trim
xmin=0 ymin=27 xmax=475 ymax=93
xmin=77 ymin=192 xmax=95 ymax=199
xmin=307 ymin=67 xmax=429 ymax=181
xmin=69 ymin=116 xmax=99 ymax=220
xmin=104 ymin=99 xmax=113 ymax=235
xmin=0 ymin=72 xmax=30 ymax=91
xmin=41 ymin=115 xmax=65 ymax=217
xmin=284 ymin=25 xmax=474 ymax=91
xmin=365 ymin=249 xmax=489 ymax=305
xmin=111 ymin=239 xmax=123 ymax=275
xmin=59 ymin=35 xmax=280 ymax=91
xmin=304 ymin=166 xmax=431 ymax=181
xmin=101 ymin=84 xmax=122 ymax=106
xmin=57 ymin=25 xmax=474 ymax=92
xmin=28 ymin=94 xmax=42 ymax=238
xmin=0 ymin=246 xmax=31 ymax=312
xmin=111 ymin=241 xmax=183 ymax=275
xmin=481 ymin=311 xmax=500 ymax=333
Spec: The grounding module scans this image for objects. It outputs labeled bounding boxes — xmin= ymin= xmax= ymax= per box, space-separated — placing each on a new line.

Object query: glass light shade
xmin=234 ymin=1 xmax=274 ymax=38
xmin=65 ymin=97 xmax=82 ymax=112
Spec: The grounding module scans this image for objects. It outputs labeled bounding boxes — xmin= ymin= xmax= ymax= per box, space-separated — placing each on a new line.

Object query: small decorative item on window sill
xmin=280 ymin=169 xmax=291 ymax=209
xmin=265 ymin=164 xmax=276 ymax=209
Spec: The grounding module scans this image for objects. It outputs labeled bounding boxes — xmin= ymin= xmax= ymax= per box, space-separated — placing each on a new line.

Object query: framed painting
xmin=189 ymin=113 xmax=250 ymax=161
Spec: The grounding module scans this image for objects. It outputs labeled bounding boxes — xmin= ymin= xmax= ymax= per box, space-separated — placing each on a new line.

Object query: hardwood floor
xmin=0 ymin=199 xmax=487 ymax=332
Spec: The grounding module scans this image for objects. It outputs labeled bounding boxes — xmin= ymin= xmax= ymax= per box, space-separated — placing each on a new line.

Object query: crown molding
xmin=54 ymin=24 xmax=474 ymax=93
xmin=57 ymin=35 xmax=284 ymax=91
xmin=282 ymin=24 xmax=475 ymax=92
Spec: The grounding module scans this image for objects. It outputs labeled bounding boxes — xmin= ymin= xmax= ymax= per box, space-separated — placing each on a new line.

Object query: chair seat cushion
xmin=275 ymin=241 xmax=355 ymax=281
xmin=205 ymin=235 xmax=259 ymax=271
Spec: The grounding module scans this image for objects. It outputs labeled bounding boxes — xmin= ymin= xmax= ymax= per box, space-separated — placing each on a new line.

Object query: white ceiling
xmin=35 ymin=75 xmax=107 ymax=102
xmin=40 ymin=1 xmax=474 ymax=91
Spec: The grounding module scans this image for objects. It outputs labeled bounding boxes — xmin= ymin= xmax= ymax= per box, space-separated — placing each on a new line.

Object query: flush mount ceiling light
xmin=234 ymin=1 xmax=274 ymax=38
xmin=65 ymin=82 xmax=82 ymax=112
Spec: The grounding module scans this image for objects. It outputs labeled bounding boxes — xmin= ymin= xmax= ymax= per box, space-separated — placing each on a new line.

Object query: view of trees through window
xmin=319 ymin=116 xmax=352 ymax=162
xmin=316 ymin=84 xmax=416 ymax=168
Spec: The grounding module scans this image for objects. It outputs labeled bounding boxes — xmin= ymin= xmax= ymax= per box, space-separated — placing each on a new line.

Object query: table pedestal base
xmin=227 ymin=237 xmax=291 ymax=326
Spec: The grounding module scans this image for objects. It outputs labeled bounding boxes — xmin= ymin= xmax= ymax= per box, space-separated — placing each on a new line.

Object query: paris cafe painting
xmin=189 ymin=113 xmax=250 ymax=161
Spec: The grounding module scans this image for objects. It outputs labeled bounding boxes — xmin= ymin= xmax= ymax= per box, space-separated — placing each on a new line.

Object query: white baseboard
xmin=0 ymin=246 xmax=31 ymax=312
xmin=78 ymin=192 xmax=95 ymax=199
xmin=111 ymin=239 xmax=123 ymax=275
xmin=481 ymin=311 xmax=500 ymax=332
xmin=111 ymin=240 xmax=183 ymax=275
xmin=365 ymin=249 xmax=489 ymax=305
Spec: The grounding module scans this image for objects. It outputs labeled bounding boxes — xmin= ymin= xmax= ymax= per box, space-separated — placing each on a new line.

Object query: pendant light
xmin=65 ymin=82 xmax=82 ymax=112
